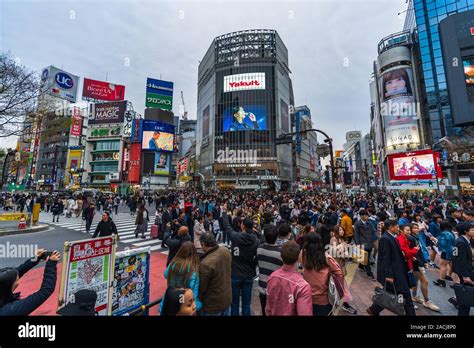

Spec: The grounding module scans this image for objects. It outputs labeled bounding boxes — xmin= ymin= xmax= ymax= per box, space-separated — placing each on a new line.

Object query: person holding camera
xmin=0 ymin=249 xmax=60 ymax=316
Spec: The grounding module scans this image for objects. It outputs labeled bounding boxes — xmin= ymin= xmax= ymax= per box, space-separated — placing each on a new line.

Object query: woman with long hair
xmin=301 ymin=232 xmax=345 ymax=316
xmin=134 ymin=204 xmax=149 ymax=239
xmin=159 ymin=241 xmax=202 ymax=314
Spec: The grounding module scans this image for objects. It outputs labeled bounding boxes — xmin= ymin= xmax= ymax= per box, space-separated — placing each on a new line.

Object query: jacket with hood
xmin=222 ymin=213 xmax=259 ymax=279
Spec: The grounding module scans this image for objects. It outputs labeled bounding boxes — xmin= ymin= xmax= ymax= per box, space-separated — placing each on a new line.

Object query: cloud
xmin=1 ymin=0 xmax=406 ymax=150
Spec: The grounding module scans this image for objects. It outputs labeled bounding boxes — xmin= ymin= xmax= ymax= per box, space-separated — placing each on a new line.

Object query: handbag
xmin=371 ymin=280 xmax=406 ymax=316
xmin=453 ymin=283 xmax=474 ymax=307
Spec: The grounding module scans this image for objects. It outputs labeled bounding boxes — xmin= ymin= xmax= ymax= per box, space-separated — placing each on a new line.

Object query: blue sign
xmin=442 ymin=148 xmax=448 ymax=161
xmin=146 ymin=78 xmax=174 ymax=97
xmin=142 ymin=119 xmax=175 ymax=134
xmin=55 ymin=72 xmax=74 ymax=89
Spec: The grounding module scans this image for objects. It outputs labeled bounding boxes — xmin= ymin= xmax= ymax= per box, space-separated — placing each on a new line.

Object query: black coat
xmin=93 ymin=219 xmax=118 ymax=238
xmin=0 ymin=259 xmax=57 ymax=316
xmin=222 ymin=213 xmax=259 ymax=279
xmin=452 ymin=236 xmax=473 ymax=281
xmin=164 ymin=234 xmax=192 ymax=265
xmin=376 ymin=232 xmax=410 ymax=293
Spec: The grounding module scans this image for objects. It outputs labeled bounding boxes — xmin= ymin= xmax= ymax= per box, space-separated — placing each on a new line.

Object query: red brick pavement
xmin=16 ymin=252 xmax=168 ymax=316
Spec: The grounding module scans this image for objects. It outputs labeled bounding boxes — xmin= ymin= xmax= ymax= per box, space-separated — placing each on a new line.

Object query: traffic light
xmin=429 ymin=180 xmax=433 ymax=188
xmin=343 ymin=171 xmax=352 ymax=185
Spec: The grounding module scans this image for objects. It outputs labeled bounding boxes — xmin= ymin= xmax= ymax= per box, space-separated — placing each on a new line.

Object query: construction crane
xmin=180 ymin=91 xmax=188 ymax=120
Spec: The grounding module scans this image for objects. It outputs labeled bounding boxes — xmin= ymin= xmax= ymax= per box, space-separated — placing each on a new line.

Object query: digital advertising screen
xmin=388 ymin=149 xmax=441 ymax=181
xmin=379 ymin=67 xmax=414 ymax=102
xmin=223 ymin=105 xmax=266 ymax=132
xmin=154 ymin=152 xmax=170 ymax=176
xmin=141 ymin=120 xmax=175 ymax=152
xmin=463 ymin=56 xmax=474 ymax=86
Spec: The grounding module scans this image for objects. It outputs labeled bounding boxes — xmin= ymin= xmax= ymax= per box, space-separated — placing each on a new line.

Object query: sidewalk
xmin=16 ymin=252 xmax=168 ymax=316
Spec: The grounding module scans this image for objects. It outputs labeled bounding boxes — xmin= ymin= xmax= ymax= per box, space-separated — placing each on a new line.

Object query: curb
xmin=0 ymin=224 xmax=50 ymax=237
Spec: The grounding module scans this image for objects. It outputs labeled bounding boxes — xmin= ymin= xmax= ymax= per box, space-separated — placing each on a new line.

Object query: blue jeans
xmin=201 ymin=306 xmax=231 ymax=316
xmin=231 ymin=277 xmax=253 ymax=316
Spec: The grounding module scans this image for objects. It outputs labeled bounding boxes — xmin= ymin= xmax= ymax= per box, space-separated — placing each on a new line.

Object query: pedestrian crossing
xmin=39 ymin=213 xmax=169 ymax=254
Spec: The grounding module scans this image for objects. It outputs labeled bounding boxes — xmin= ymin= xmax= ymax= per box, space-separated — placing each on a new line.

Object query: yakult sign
xmin=224 ymin=73 xmax=265 ymax=93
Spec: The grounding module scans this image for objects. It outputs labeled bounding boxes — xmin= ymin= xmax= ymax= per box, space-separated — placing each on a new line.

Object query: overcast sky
xmin=0 ymin=0 xmax=408 ymax=150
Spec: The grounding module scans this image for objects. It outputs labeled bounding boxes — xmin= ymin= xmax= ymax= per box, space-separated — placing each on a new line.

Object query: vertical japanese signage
xmin=123 ymin=110 xmax=134 ymax=137
xmin=31 ymin=114 xmax=43 ymax=176
xmin=58 ymin=236 xmax=117 ymax=316
xmin=65 ymin=149 xmax=82 ymax=187
xmin=128 ymin=143 xmax=141 ymax=184
xmin=111 ymin=247 xmax=150 ymax=316
xmin=145 ymin=78 xmax=173 ymax=110
xmin=70 ymin=108 xmax=83 ymax=137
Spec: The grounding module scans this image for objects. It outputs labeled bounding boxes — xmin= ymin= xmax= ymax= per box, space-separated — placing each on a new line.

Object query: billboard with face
xmin=154 ymin=152 xmax=170 ymax=176
xmin=223 ymin=105 xmax=266 ymax=132
xmin=141 ymin=120 xmax=175 ymax=152
xmin=388 ymin=149 xmax=441 ymax=181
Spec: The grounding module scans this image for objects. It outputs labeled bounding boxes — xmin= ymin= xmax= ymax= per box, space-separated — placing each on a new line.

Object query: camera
xmin=39 ymin=251 xmax=53 ymax=260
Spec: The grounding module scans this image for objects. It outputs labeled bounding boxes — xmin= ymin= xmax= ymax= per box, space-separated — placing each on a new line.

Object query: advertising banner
xmin=145 ymin=93 xmax=173 ymax=110
xmin=58 ymin=236 xmax=117 ymax=316
xmin=89 ymin=101 xmax=127 ymax=124
xmin=378 ymin=67 xmax=420 ymax=149
xmin=154 ymin=152 xmax=171 ymax=176
xmin=146 ymin=78 xmax=174 ymax=97
xmin=70 ymin=108 xmax=83 ymax=137
xmin=111 ymin=247 xmax=150 ymax=316
xmin=131 ymin=119 xmax=143 ymax=143
xmin=89 ymin=126 xmax=121 ymax=138
xmin=280 ymin=99 xmax=289 ymax=133
xmin=128 ymin=143 xmax=141 ymax=183
xmin=177 ymin=158 xmax=188 ymax=175
xmin=65 ymin=149 xmax=82 ymax=186
xmin=40 ymin=66 xmax=79 ymax=102
xmin=82 ymin=78 xmax=125 ymax=102
xmin=223 ymin=105 xmax=266 ymax=131
xmin=141 ymin=120 xmax=175 ymax=151
xmin=223 ymin=72 xmax=265 ymax=93
xmin=388 ymin=149 xmax=442 ymax=181
xmin=463 ymin=56 xmax=474 ymax=86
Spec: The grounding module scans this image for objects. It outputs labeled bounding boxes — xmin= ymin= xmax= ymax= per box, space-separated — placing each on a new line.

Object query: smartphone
xmin=40 ymin=251 xmax=53 ymax=260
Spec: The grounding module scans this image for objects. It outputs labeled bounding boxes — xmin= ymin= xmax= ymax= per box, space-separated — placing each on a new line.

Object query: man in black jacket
xmin=367 ymin=219 xmax=416 ymax=316
xmin=354 ymin=210 xmax=377 ymax=279
xmin=452 ymin=222 xmax=474 ymax=316
xmin=222 ymin=204 xmax=259 ymax=316
xmin=92 ymin=212 xmax=118 ymax=238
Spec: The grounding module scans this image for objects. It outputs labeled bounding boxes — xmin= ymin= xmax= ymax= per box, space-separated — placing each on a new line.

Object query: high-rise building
xmin=403 ymin=0 xmax=474 ymax=188
xmin=196 ymin=29 xmax=294 ymax=191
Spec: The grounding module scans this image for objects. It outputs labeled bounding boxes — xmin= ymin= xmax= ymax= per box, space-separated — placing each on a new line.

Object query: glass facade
xmin=407 ymin=0 xmax=474 ymax=142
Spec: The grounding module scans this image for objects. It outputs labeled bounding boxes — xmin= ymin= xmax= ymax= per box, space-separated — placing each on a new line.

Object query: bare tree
xmin=0 ymin=52 xmax=54 ymax=138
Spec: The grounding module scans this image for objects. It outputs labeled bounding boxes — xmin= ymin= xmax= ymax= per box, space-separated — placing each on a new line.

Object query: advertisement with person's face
xmin=142 ymin=131 xmax=174 ymax=151
xmin=380 ymin=67 xmax=414 ymax=101
xmin=388 ymin=149 xmax=441 ymax=181
xmin=223 ymin=105 xmax=266 ymax=132
xmin=154 ymin=152 xmax=170 ymax=175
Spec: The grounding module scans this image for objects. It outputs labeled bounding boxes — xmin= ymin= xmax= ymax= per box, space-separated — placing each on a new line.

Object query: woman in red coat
xmin=398 ymin=224 xmax=420 ymax=307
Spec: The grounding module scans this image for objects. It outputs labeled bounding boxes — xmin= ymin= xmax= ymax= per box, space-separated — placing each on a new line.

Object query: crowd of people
xmin=1 ymin=188 xmax=473 ymax=316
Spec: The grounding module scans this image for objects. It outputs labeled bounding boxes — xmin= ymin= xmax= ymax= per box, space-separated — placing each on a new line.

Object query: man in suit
xmin=367 ymin=219 xmax=416 ymax=316
xmin=452 ymin=222 xmax=474 ymax=316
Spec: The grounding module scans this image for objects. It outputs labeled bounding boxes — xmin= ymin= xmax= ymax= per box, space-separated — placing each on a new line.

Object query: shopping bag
xmin=352 ymin=245 xmax=368 ymax=265
xmin=371 ymin=281 xmax=406 ymax=316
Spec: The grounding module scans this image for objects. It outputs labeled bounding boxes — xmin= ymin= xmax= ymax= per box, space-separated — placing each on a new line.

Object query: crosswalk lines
xmin=39 ymin=213 xmax=168 ymax=253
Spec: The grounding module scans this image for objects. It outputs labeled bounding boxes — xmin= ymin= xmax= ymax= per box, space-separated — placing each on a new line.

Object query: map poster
xmin=111 ymin=247 xmax=151 ymax=316
xmin=58 ymin=236 xmax=117 ymax=316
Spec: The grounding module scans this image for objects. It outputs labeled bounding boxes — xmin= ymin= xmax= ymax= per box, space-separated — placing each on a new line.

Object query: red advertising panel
xmin=70 ymin=108 xmax=83 ymax=137
xmin=310 ymin=157 xmax=316 ymax=172
xmin=128 ymin=143 xmax=141 ymax=184
xmin=388 ymin=149 xmax=441 ymax=181
xmin=82 ymin=78 xmax=125 ymax=101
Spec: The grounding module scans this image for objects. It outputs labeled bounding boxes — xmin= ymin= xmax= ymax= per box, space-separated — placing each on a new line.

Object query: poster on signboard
xmin=58 ymin=236 xmax=117 ymax=316
xmin=111 ymin=247 xmax=151 ymax=316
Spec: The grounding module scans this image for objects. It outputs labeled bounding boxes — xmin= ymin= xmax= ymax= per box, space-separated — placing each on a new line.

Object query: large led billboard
xmin=223 ymin=105 xmax=266 ymax=131
xmin=378 ymin=66 xmax=420 ymax=148
xmin=463 ymin=56 xmax=474 ymax=86
xmin=388 ymin=149 xmax=441 ymax=181
xmin=141 ymin=120 xmax=175 ymax=152
xmin=154 ymin=152 xmax=170 ymax=175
